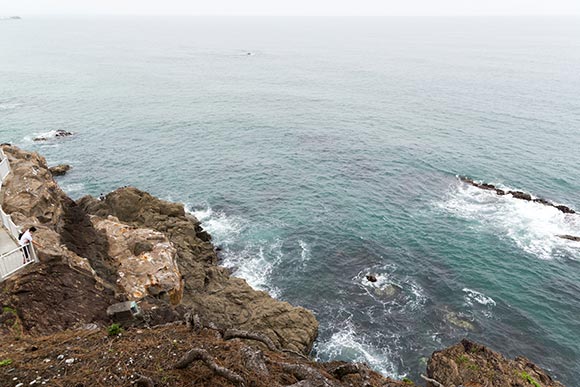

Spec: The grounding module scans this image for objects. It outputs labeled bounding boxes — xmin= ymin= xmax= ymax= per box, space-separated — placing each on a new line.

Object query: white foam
xmin=314 ymin=318 xmax=402 ymax=379
xmin=189 ymin=206 xmax=243 ymax=246
xmin=298 ymin=240 xmax=311 ymax=262
xmin=463 ymin=288 xmax=496 ymax=307
xmin=355 ymin=265 xmax=427 ymax=312
xmin=440 ymin=182 xmax=580 ymax=261
xmin=188 ymin=205 xmax=281 ymax=297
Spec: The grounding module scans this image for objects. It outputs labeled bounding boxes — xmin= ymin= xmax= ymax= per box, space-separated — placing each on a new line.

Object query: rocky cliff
xmin=0 ymin=145 xmax=567 ymax=387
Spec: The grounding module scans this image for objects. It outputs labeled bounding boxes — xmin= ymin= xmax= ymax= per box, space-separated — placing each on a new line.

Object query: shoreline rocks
xmin=49 ymin=164 xmax=71 ymax=176
xmin=0 ymin=145 xmax=569 ymax=385
xmin=459 ymin=176 xmax=576 ymax=214
xmin=33 ymin=129 xmax=74 ymax=142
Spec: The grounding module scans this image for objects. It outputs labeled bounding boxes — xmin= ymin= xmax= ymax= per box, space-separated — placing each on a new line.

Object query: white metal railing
xmin=0 ymin=245 xmax=37 ymax=280
xmin=0 ymin=148 xmax=38 ymax=281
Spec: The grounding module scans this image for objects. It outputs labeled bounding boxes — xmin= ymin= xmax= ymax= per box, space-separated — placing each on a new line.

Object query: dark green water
xmin=1 ymin=16 xmax=579 ymax=384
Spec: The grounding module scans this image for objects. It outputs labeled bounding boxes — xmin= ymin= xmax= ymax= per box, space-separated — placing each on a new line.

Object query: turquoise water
xmin=1 ymin=16 xmax=579 ymax=384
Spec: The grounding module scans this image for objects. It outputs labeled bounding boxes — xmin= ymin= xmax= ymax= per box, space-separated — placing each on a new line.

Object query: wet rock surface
xmin=459 ymin=176 xmax=576 ymax=214
xmin=33 ymin=129 xmax=73 ymax=141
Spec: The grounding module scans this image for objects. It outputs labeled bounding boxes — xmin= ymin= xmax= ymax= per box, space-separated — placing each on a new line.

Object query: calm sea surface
xmin=1 ymin=16 xmax=579 ymax=384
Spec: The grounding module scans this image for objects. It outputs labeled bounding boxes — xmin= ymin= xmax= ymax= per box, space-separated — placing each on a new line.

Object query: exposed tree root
xmin=224 ymin=328 xmax=279 ymax=352
xmin=174 ymin=348 xmax=245 ymax=386
xmin=421 ymin=374 xmax=445 ymax=387
xmin=272 ymin=361 xmax=341 ymax=387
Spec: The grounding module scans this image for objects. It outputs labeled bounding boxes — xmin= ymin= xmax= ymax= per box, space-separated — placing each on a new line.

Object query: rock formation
xmin=49 ymin=164 xmax=71 ymax=176
xmin=0 ymin=145 xmax=568 ymax=386
xmin=459 ymin=176 xmax=576 ymax=214
xmin=426 ymin=339 xmax=565 ymax=387
xmin=33 ymin=129 xmax=73 ymax=141
xmin=0 ymin=145 xmax=318 ymax=354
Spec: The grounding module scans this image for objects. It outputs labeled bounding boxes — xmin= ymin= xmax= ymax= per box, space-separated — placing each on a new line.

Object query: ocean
xmin=1 ymin=16 xmax=579 ymax=384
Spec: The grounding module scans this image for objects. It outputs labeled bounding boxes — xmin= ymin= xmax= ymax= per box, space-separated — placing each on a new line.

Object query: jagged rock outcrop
xmin=1 ymin=145 xmax=318 ymax=354
xmin=79 ymin=187 xmax=319 ymax=354
xmin=459 ymin=176 xmax=576 ymax=214
xmin=426 ymin=339 xmax=565 ymax=387
xmin=91 ymin=215 xmax=184 ymax=304
xmin=1 ymin=146 xmax=71 ymax=226
xmin=49 ymin=164 xmax=71 ymax=176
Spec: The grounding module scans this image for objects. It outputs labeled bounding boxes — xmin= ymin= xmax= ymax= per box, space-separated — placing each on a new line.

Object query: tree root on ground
xmin=420 ymin=374 xmax=445 ymax=387
xmin=271 ymin=361 xmax=341 ymax=387
xmin=174 ymin=348 xmax=245 ymax=386
xmin=224 ymin=328 xmax=279 ymax=352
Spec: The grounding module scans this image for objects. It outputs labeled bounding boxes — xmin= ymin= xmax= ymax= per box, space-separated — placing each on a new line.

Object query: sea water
xmin=1 ymin=16 xmax=579 ymax=384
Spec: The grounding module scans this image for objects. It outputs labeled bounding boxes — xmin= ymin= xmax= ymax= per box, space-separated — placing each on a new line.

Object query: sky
xmin=1 ymin=0 xmax=580 ymax=16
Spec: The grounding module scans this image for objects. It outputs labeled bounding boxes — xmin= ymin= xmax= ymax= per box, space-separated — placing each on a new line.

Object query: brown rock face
xmin=49 ymin=164 xmax=71 ymax=176
xmin=426 ymin=339 xmax=565 ymax=387
xmin=78 ymin=187 xmax=320 ymax=354
xmin=91 ymin=215 xmax=184 ymax=304
xmin=1 ymin=146 xmax=70 ymax=226
xmin=0 ymin=263 xmax=116 ymax=335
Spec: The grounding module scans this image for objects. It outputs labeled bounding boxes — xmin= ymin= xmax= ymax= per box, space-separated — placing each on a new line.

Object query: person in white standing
xmin=19 ymin=226 xmax=43 ymax=263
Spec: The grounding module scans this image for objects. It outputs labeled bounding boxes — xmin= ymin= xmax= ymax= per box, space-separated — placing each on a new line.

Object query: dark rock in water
xmin=508 ymin=191 xmax=532 ymax=201
xmin=461 ymin=177 xmax=577 ymax=215
xmin=366 ymin=274 xmax=377 ymax=283
xmin=49 ymin=164 xmax=71 ymax=176
xmin=34 ymin=129 xmax=74 ymax=142
xmin=555 ymin=205 xmax=575 ymax=214
xmin=427 ymin=339 xmax=565 ymax=387
xmin=533 ymin=198 xmax=551 ymax=205
xmin=558 ymin=235 xmax=580 ymax=242
xmin=479 ymin=183 xmax=497 ymax=190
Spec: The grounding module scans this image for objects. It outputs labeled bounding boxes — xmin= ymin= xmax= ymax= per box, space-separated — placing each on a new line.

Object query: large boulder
xmin=426 ymin=339 xmax=565 ymax=387
xmin=90 ymin=215 xmax=184 ymax=305
xmin=1 ymin=145 xmax=71 ymax=226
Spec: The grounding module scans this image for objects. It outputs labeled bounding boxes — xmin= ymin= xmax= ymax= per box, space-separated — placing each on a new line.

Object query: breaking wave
xmin=188 ymin=205 xmax=281 ymax=297
xmin=440 ymin=181 xmax=580 ymax=261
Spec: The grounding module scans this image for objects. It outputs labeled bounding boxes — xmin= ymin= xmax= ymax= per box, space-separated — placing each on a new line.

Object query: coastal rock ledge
xmin=0 ymin=145 xmax=567 ymax=387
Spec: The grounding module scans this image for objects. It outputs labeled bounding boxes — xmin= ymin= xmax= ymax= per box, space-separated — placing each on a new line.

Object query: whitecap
xmin=354 ymin=265 xmax=427 ymax=312
xmin=187 ymin=206 xmax=244 ymax=246
xmin=188 ymin=205 xmax=282 ymax=297
xmin=462 ymin=288 xmax=496 ymax=307
xmin=314 ymin=318 xmax=403 ymax=379
xmin=439 ymin=181 xmax=580 ymax=261
xmin=298 ymin=240 xmax=311 ymax=262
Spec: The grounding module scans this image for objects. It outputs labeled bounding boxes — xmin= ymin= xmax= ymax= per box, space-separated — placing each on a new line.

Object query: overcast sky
xmin=2 ymin=0 xmax=580 ymax=16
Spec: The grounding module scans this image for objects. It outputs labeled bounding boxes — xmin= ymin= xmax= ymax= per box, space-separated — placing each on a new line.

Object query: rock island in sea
xmin=0 ymin=145 xmax=566 ymax=387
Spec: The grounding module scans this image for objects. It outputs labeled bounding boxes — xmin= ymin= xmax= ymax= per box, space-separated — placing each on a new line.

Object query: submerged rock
xmin=373 ymin=283 xmax=403 ymax=299
xmin=33 ymin=129 xmax=73 ymax=142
